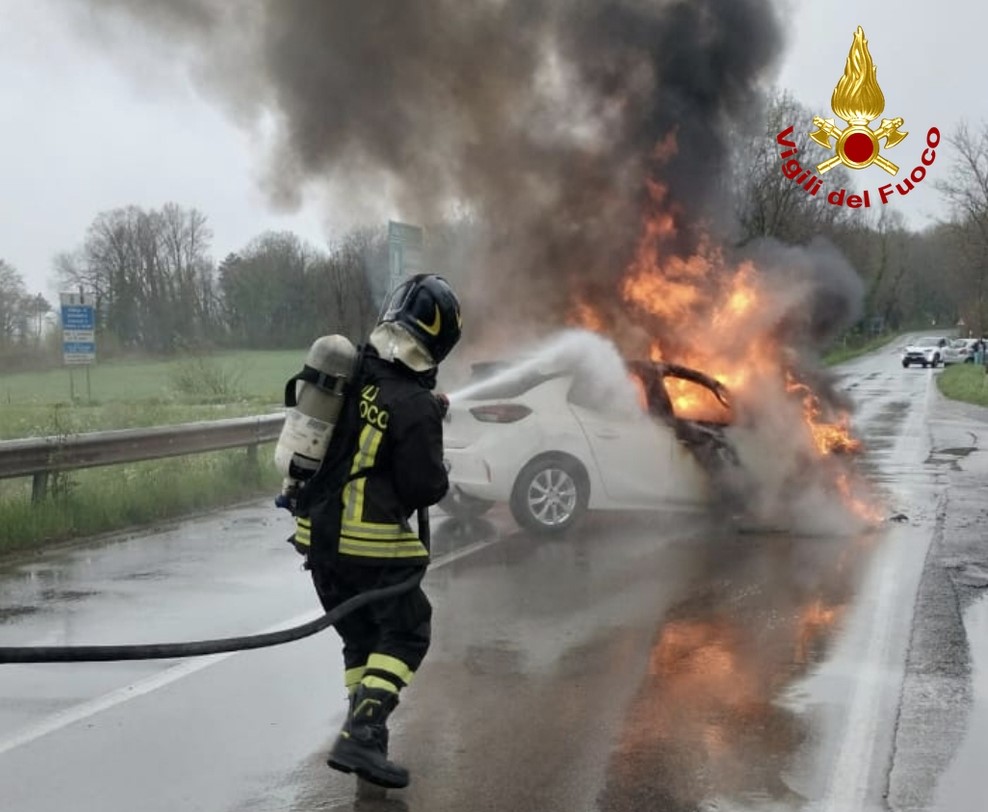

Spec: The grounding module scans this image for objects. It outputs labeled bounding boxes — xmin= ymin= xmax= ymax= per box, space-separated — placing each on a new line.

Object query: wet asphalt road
xmin=1 ymin=338 xmax=987 ymax=812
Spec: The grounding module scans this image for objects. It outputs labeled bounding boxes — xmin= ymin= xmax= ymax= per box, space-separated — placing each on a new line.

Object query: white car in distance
xmin=942 ymin=338 xmax=978 ymax=365
xmin=900 ymin=336 xmax=949 ymax=368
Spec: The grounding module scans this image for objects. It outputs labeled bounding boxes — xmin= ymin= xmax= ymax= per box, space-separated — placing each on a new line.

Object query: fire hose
xmin=0 ymin=509 xmax=428 ymax=665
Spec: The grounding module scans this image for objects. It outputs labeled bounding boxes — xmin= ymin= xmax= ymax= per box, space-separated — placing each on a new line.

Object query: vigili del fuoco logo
xmin=776 ymin=26 xmax=940 ymax=209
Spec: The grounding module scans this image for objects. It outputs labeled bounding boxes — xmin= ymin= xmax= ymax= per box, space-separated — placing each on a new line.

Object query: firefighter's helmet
xmin=379 ymin=274 xmax=462 ymax=364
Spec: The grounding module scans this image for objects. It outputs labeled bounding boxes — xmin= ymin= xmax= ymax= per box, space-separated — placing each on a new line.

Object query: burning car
xmin=440 ymin=352 xmax=750 ymax=534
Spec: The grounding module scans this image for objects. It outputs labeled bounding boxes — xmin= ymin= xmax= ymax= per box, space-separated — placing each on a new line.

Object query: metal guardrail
xmin=0 ymin=413 xmax=285 ymax=501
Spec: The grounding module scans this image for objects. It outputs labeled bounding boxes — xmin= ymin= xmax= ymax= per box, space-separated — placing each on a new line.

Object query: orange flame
xmin=834 ymin=471 xmax=884 ymax=524
xmin=568 ymin=300 xmax=605 ymax=333
xmin=562 ymin=148 xmax=879 ymax=521
xmin=785 ymin=373 xmax=863 ymax=457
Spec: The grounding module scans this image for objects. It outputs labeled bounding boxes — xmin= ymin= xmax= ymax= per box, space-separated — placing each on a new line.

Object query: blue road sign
xmin=61 ymin=305 xmax=95 ymax=330
xmin=62 ymin=342 xmax=96 ymax=354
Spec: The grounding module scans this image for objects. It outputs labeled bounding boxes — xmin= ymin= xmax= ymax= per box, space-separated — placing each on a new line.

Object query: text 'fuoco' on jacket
xmin=295 ymin=353 xmax=448 ymax=566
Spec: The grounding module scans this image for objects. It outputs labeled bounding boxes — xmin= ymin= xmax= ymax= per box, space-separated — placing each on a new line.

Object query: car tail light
xmin=469 ymin=404 xmax=532 ymax=423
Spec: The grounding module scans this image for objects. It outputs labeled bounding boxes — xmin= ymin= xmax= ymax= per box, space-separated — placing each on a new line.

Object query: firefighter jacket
xmin=295 ymin=350 xmax=448 ymax=566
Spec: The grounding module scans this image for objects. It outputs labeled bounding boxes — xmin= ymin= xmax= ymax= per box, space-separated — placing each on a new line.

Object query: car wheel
xmin=902 ymin=360 xmax=909 ymax=368
xmin=934 ymin=354 xmax=941 ymax=367
xmin=438 ymin=490 xmax=494 ymax=520
xmin=966 ymin=357 xmax=975 ymax=364
xmin=510 ymin=455 xmax=588 ymax=534
xmin=922 ymin=361 xmax=928 ymax=368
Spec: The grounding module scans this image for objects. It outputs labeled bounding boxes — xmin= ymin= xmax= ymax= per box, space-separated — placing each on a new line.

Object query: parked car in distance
xmin=440 ymin=356 xmax=746 ymax=534
xmin=942 ymin=338 xmax=979 ymax=365
xmin=901 ymin=336 xmax=949 ymax=368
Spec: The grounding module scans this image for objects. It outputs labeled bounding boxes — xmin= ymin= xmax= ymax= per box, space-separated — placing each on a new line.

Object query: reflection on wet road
xmin=1 ymin=340 xmax=986 ymax=811
xmin=598 ymin=531 xmax=866 ymax=812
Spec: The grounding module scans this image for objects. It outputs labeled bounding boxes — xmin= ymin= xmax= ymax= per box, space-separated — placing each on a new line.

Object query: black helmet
xmin=379 ymin=274 xmax=462 ymax=364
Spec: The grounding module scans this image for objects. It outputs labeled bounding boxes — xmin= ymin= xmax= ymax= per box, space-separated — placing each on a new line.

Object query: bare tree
xmin=0 ymin=260 xmax=28 ymax=346
xmin=60 ymin=204 xmax=218 ymax=352
xmin=936 ymin=123 xmax=988 ymax=333
xmin=732 ymin=89 xmax=852 ymax=246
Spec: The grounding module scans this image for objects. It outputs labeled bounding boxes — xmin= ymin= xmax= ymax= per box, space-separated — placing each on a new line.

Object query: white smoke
xmin=449 ymin=328 xmax=640 ymax=415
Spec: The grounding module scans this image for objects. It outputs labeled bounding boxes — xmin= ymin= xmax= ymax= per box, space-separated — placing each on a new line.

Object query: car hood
xmin=903 ymin=344 xmax=939 ymax=353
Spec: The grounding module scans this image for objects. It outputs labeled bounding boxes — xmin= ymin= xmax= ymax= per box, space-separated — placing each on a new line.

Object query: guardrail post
xmin=31 ymin=471 xmax=49 ymax=503
xmin=246 ymin=443 xmax=259 ymax=484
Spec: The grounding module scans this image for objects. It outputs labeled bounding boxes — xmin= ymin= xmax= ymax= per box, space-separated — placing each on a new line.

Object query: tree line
xmin=4 ymin=90 xmax=988 ymax=372
xmin=732 ymin=91 xmax=988 ymax=336
xmin=0 ymin=206 xmax=389 ymax=370
xmin=54 ymin=204 xmax=385 ymax=353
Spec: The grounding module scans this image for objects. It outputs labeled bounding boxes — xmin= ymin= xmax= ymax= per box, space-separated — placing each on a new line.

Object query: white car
xmin=440 ymin=358 xmax=745 ymax=534
xmin=942 ymin=338 xmax=978 ymax=365
xmin=900 ymin=336 xmax=949 ymax=368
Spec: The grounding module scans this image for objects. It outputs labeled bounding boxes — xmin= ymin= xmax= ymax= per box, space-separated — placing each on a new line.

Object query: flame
xmin=561 ymin=134 xmax=881 ymax=523
xmin=629 ymin=373 xmax=649 ymax=412
xmin=831 ymin=26 xmax=885 ymax=125
xmin=665 ymin=376 xmax=731 ymax=424
xmin=568 ymin=299 xmax=605 ymax=333
xmin=712 ymin=263 xmax=758 ymax=327
xmin=785 ymin=373 xmax=863 ymax=456
xmin=834 ymin=470 xmax=885 ymax=524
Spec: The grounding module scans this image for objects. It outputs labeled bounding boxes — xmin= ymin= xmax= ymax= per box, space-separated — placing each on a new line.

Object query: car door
xmin=567 ymin=400 xmax=681 ymax=507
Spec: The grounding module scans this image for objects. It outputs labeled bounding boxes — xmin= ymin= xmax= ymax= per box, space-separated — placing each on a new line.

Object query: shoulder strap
xmin=284 ymin=364 xmax=352 ymax=408
xmin=295 ymin=345 xmax=369 ymax=511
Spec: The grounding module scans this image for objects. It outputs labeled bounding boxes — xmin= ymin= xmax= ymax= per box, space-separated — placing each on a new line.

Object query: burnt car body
xmin=440 ymin=357 xmax=749 ymax=533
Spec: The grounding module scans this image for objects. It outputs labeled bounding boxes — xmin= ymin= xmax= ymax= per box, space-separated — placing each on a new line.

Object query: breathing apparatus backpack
xmin=274 ymin=336 xmax=366 ymax=562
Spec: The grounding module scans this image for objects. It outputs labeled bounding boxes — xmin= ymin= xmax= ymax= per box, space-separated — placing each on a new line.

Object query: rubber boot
xmin=338 ymin=690 xmax=389 ymax=753
xmin=327 ymin=686 xmax=409 ymax=789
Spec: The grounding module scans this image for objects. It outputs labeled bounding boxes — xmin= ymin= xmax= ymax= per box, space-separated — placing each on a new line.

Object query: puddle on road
xmin=932 ymin=595 xmax=988 ymax=812
xmin=112 ymin=569 xmax=170 ymax=582
xmin=37 ymin=588 xmax=99 ymax=602
xmin=857 ymin=401 xmax=912 ymax=460
xmin=924 ymin=446 xmax=977 ymax=472
xmin=0 ymin=605 xmax=41 ymax=623
xmin=595 ymin=529 xmax=877 ymax=812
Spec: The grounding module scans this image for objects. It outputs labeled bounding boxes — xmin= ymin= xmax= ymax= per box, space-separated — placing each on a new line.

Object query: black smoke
xmin=67 ymin=0 xmax=784 ymax=342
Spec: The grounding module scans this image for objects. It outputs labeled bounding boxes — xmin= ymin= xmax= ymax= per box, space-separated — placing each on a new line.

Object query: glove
xmin=435 ymin=393 xmax=450 ymax=418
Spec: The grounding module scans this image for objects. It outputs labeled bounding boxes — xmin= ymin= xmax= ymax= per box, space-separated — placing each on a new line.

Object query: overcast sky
xmin=0 ymin=0 xmax=979 ymax=298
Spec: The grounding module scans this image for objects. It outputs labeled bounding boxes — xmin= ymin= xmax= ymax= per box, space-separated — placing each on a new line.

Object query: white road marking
xmin=813 ymin=363 xmax=939 ymax=811
xmin=0 ymin=534 xmax=503 ymax=756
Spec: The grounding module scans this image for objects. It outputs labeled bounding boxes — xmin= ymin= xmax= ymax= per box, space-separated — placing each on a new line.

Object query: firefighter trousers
xmin=310 ymin=560 xmax=431 ymax=694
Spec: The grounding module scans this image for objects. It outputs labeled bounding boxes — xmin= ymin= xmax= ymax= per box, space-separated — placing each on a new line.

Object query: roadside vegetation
xmin=6 ymin=93 xmax=988 ymax=553
xmin=0 ymin=352 xmax=297 ymax=555
xmin=0 ymin=349 xmax=298 ymax=438
xmin=0 ymin=451 xmax=280 ymax=556
xmin=824 ymin=332 xmax=898 ymax=366
xmin=937 ymin=363 xmax=988 ymax=407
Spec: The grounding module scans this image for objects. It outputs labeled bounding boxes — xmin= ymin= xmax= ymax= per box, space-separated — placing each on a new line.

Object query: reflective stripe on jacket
xmin=331 ymin=354 xmax=447 ymax=564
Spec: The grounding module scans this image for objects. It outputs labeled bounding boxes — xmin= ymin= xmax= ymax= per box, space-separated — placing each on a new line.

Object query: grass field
xmin=0 ymin=350 xmax=301 ymax=439
xmin=937 ymin=362 xmax=988 ymax=407
xmin=823 ymin=333 xmax=898 ymax=366
xmin=0 ymin=350 xmax=304 ymax=554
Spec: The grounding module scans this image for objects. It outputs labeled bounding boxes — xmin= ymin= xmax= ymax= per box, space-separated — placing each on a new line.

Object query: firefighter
xmin=297 ymin=273 xmax=461 ymax=789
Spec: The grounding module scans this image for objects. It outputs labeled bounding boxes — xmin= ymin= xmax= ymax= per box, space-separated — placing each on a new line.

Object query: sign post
xmin=60 ymin=291 xmax=96 ymax=402
xmin=387 ymin=220 xmax=424 ymax=294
